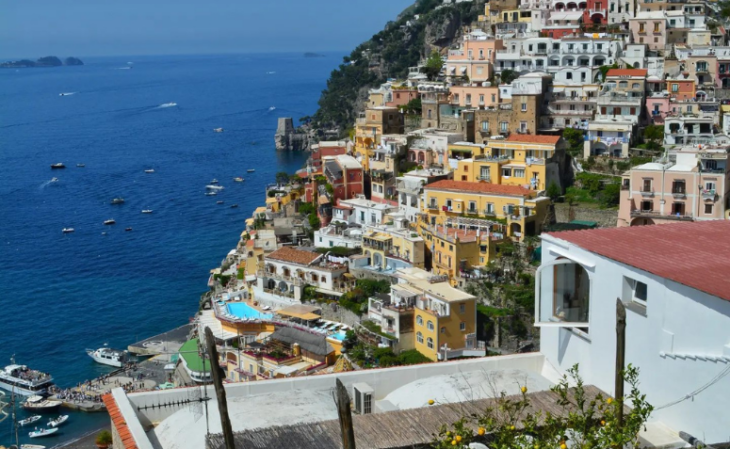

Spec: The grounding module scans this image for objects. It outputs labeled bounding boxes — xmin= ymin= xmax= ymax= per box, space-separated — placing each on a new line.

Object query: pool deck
xmin=128 ymin=323 xmax=192 ymax=356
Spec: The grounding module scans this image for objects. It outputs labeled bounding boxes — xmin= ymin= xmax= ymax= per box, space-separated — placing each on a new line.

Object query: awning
xmin=277 ymin=304 xmax=322 ymax=321
xmin=460 ymin=67 xmax=467 ymax=74
xmin=245 ymin=274 xmax=257 ymax=282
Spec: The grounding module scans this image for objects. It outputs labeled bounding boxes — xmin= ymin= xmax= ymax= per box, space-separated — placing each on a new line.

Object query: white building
xmin=333 ymin=195 xmax=399 ymax=227
xmin=536 ymin=221 xmax=730 ymax=443
xmin=313 ymin=224 xmax=363 ymax=249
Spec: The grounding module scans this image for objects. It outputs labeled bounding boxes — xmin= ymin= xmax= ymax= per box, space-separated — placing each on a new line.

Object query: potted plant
xmin=96 ymin=430 xmax=113 ymax=449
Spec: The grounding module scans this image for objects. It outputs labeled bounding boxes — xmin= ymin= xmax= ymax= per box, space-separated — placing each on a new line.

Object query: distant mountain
xmin=304 ymin=52 xmax=326 ymax=58
xmin=1 ymin=56 xmax=84 ymax=68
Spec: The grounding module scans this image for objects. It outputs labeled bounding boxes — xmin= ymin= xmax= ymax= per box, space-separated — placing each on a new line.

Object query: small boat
xmin=19 ymin=415 xmax=42 ymax=426
xmin=29 ymin=427 xmax=58 ymax=438
xmin=216 ymin=200 xmax=224 ymax=205
xmin=125 ymin=227 xmax=133 ymax=232
xmin=145 ymin=169 xmax=155 ymax=173
xmin=62 ymin=228 xmax=74 ymax=234
xmin=111 ymin=198 xmax=125 ymax=205
xmin=48 ymin=415 xmax=69 ymax=427
xmin=86 ymin=347 xmax=129 ymax=367
xmin=247 ymin=169 xmax=255 ymax=173
xmin=205 ymin=192 xmax=217 ymax=196
xmin=76 ymin=163 xmax=85 ymax=168
xmin=50 ymin=177 xmax=59 ymax=183
xmin=103 ymin=219 xmax=116 ymax=225
xmin=21 ymin=444 xmax=47 ymax=449
xmin=230 ymin=204 xmax=238 ymax=208
xmin=205 ymin=185 xmax=224 ymax=190
xmin=50 ymin=163 xmax=65 ymax=169
xmin=22 ymin=396 xmax=61 ymax=412
xmin=210 ymin=179 xmax=219 ymax=184
xmin=213 ymin=128 xmax=224 ymax=133
xmin=141 ymin=209 xmax=153 ymax=214
xmin=233 ymin=177 xmax=244 ymax=182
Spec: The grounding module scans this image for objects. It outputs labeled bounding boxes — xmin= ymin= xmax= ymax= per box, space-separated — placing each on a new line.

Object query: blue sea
xmin=0 ymin=53 xmax=340 ymax=446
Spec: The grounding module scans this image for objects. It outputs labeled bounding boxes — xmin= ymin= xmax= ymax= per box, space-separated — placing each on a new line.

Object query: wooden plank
xmin=335 ymin=378 xmax=357 ymax=449
xmin=204 ymin=326 xmax=235 ymax=449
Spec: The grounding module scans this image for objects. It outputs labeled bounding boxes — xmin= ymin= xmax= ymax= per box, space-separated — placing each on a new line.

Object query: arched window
xmin=427 ymin=321 xmax=434 ymax=331
xmin=619 ymin=81 xmax=628 ymax=88
xmin=417 ymin=332 xmax=424 ymax=344
xmin=632 ymin=83 xmax=640 ymax=89
xmin=416 ymin=315 xmax=423 ymax=326
xmin=427 ymin=337 xmax=434 ymax=349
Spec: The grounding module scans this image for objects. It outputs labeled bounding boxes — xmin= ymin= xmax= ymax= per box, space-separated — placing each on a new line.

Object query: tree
xmin=599 ymin=63 xmax=619 ymax=81
xmin=275 ymin=171 xmax=290 ymax=186
xmin=423 ymin=50 xmax=444 ymax=81
xmin=499 ymin=69 xmax=518 ymax=85
xmin=402 ymin=97 xmax=422 ymax=115
xmin=563 ymin=127 xmax=585 ymax=157
xmin=546 ymin=181 xmax=561 ymax=200
xmin=643 ymin=124 xmax=664 ymax=152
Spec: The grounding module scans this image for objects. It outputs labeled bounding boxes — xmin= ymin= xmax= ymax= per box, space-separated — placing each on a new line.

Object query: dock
xmin=127 ymin=323 xmax=192 ymax=356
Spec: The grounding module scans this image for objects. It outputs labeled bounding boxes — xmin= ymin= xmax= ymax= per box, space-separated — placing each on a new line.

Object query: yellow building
xmin=354 ymin=106 xmax=404 ymax=171
xmin=362 ymin=222 xmax=425 ymax=269
xmin=421 ymin=179 xmax=551 ymax=242
xmin=395 ymin=268 xmax=483 ymax=361
xmin=452 ymin=135 xmax=565 ymax=191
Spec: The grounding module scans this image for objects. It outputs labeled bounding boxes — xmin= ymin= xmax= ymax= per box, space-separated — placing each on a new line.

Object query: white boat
xmin=48 ymin=415 xmax=69 ymax=427
xmin=19 ymin=415 xmax=41 ymax=426
xmin=103 ymin=219 xmax=116 ymax=225
xmin=76 ymin=163 xmax=85 ymax=168
xmin=50 ymin=163 xmax=65 ymax=169
xmin=111 ymin=197 xmax=125 ymax=205
xmin=62 ymin=228 xmax=74 ymax=234
xmin=205 ymin=192 xmax=217 ymax=196
xmin=22 ymin=395 xmax=62 ymax=412
xmin=216 ymin=200 xmax=224 ymax=205
xmin=141 ymin=209 xmax=153 ymax=214
xmin=247 ymin=169 xmax=255 ymax=173
xmin=144 ymin=169 xmax=155 ymax=173
xmin=233 ymin=177 xmax=244 ymax=182
xmin=86 ymin=347 xmax=128 ymax=368
xmin=213 ymin=128 xmax=224 ymax=133
xmin=0 ymin=360 xmax=54 ymax=396
xmin=205 ymin=185 xmax=224 ymax=190
xmin=29 ymin=427 xmax=58 ymax=438
xmin=210 ymin=179 xmax=219 ymax=184
xmin=50 ymin=178 xmax=59 ymax=183
xmin=21 ymin=444 xmax=47 ymax=449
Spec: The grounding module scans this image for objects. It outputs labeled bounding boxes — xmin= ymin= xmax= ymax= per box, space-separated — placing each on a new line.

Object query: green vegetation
xmin=213 ymin=273 xmax=232 ymax=286
xmin=499 ymin=69 xmax=518 ymax=85
xmin=236 ymin=267 xmax=245 ymax=280
xmin=567 ymin=172 xmax=621 ymax=208
xmin=96 ymin=430 xmax=113 ymax=447
xmin=423 ymin=50 xmax=445 ymax=80
xmin=546 ymin=181 xmax=561 ymax=200
xmin=267 ymin=189 xmax=287 ymax=197
xmin=598 ymin=62 xmax=619 ymax=81
xmin=641 ymin=125 xmax=664 ymax=152
xmin=325 ymin=183 xmax=334 ymax=195
xmin=562 ymin=127 xmax=585 ymax=157
xmin=275 ymin=171 xmax=290 ymax=185
xmin=361 ymin=320 xmax=397 ymax=339
xmin=348 ymin=343 xmax=432 ymax=368
xmin=298 ymin=202 xmax=316 ymax=215
xmin=339 ymin=279 xmax=391 ymax=315
xmin=308 ymin=213 xmax=321 ymax=230
xmin=400 ymin=97 xmax=422 ymax=115
xmin=315 ymin=246 xmax=361 ymax=257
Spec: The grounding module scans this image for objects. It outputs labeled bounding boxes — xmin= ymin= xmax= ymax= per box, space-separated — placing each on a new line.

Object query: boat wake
xmin=268 ymin=106 xmax=276 ymax=111
xmin=266 ymin=71 xmax=276 ymax=75
xmin=157 ymin=102 xmax=178 ymax=109
xmin=59 ymin=92 xmax=77 ymax=96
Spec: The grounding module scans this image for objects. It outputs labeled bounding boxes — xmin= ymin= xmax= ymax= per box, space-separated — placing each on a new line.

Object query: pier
xmin=127 ymin=323 xmax=192 ymax=356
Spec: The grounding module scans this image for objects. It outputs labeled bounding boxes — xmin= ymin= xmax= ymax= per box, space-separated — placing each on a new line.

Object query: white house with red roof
xmin=535 ymin=220 xmax=730 ymax=443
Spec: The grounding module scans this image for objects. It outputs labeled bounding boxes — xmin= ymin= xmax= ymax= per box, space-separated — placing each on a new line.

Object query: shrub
xmin=398 ymin=349 xmax=432 ymax=365
xmin=298 ymin=202 xmax=315 ymax=215
xmin=546 ymin=181 xmax=561 ymax=200
xmin=96 ymin=430 xmax=113 ymax=446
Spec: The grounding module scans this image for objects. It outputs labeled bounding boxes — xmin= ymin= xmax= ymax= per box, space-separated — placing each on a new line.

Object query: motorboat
xmin=125 ymin=227 xmax=133 ymax=232
xmin=62 ymin=228 xmax=74 ymax=234
xmin=21 ymin=444 xmax=47 ymax=449
xmin=50 ymin=178 xmax=59 ymax=183
xmin=50 ymin=163 xmax=65 ymax=169
xmin=213 ymin=128 xmax=224 ymax=133
xmin=76 ymin=163 xmax=85 ymax=167
xmin=233 ymin=177 xmax=244 ymax=182
xmin=29 ymin=427 xmax=58 ymax=438
xmin=246 ymin=169 xmax=255 ymax=173
xmin=103 ymin=219 xmax=116 ymax=225
xmin=0 ymin=360 xmax=54 ymax=396
xmin=48 ymin=415 xmax=69 ymax=427
xmin=144 ymin=169 xmax=155 ymax=173
xmin=210 ymin=179 xmax=219 ymax=184
xmin=205 ymin=185 xmax=224 ymax=190
xmin=216 ymin=201 xmax=224 ymax=205
xmin=111 ymin=198 xmax=125 ymax=205
xmin=230 ymin=204 xmax=238 ymax=209
xmin=22 ymin=396 xmax=61 ymax=412
xmin=86 ymin=347 xmax=129 ymax=367
xmin=141 ymin=209 xmax=153 ymax=214
xmin=19 ymin=415 xmax=42 ymax=426
xmin=205 ymin=192 xmax=217 ymax=196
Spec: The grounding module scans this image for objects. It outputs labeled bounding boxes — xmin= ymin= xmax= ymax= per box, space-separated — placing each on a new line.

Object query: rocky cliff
xmin=1 ymin=56 xmax=84 ymax=68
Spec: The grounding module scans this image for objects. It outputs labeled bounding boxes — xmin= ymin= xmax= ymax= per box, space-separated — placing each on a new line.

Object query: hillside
xmin=312 ymin=0 xmax=484 ymax=136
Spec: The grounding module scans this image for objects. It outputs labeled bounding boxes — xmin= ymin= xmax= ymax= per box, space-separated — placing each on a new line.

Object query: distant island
xmin=1 ymin=56 xmax=84 ymax=68
xmin=303 ymin=52 xmax=325 ymax=58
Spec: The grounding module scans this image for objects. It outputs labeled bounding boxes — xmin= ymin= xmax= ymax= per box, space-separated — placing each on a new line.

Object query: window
xmin=520 ymin=121 xmax=527 ymax=132
xmin=514 ymin=168 xmax=525 ymax=178
xmin=642 ymin=179 xmax=652 ymax=192
xmin=639 ymin=22 xmax=645 ymax=33
xmin=491 ymin=93 xmax=496 ymax=102
xmin=441 ymin=327 xmax=446 ymax=334
xmin=671 ymin=84 xmax=679 ymax=92
xmin=416 ymin=315 xmax=423 ymax=326
xmin=502 ymin=168 xmax=512 ymax=177
xmin=705 ymin=204 xmax=714 ymax=214
xmin=427 ymin=320 xmax=434 ymax=331
xmin=468 ymin=201 xmax=477 ymax=213
xmin=705 ymin=181 xmax=716 ymax=191
xmin=417 ymin=331 xmax=423 ymax=344
xmin=653 ymin=22 xmax=660 ymax=32
xmin=458 ymin=322 xmax=466 ymax=332
xmin=500 ymin=121 xmax=508 ymax=132
xmin=459 ymin=303 xmax=465 ymax=313
xmin=623 ymin=276 xmax=648 ymax=306
xmin=566 ymin=72 xmax=572 ymax=80
xmin=479 ymin=94 xmax=484 ymax=104
xmin=641 ymin=200 xmax=652 ymax=211
xmin=481 ymin=120 xmax=489 ymax=131
xmin=521 ymin=102 xmax=527 ymax=112
xmin=486 ymin=203 xmax=495 ymax=214
xmin=536 ymin=259 xmax=591 ymax=327
xmin=427 ymin=337 xmax=434 ymax=349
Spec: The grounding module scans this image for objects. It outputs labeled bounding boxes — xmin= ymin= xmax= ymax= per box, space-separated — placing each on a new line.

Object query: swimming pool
xmin=227 ymin=303 xmax=273 ymax=320
xmin=329 ymin=331 xmax=347 ymax=342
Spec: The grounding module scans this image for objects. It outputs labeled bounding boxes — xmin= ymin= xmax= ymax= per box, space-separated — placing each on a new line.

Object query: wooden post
xmin=335 ymin=378 xmax=356 ymax=449
xmin=204 ymin=326 xmax=235 ymax=449
xmin=615 ymin=299 xmax=626 ymax=427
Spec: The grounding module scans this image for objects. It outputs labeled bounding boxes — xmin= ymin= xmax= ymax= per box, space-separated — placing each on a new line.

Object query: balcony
xmin=257 ymin=270 xmax=305 ymax=286
xmin=426 ymin=203 xmax=439 ymax=210
xmin=477 ymin=175 xmax=491 ymax=181
xmin=630 ymin=210 xmax=694 ymax=221
xmin=671 ymin=190 xmax=687 ymax=199
xmin=597 ymin=93 xmax=643 ymax=106
xmin=589 ymin=8 xmax=606 ymax=16
xmin=701 ymin=189 xmax=717 ymax=200
xmin=640 ymin=190 xmax=655 ymax=197
xmin=474 ymin=154 xmax=510 ymax=163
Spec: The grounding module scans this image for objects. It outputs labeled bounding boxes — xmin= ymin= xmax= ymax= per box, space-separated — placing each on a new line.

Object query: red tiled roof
xmin=505 ymin=134 xmax=560 ymax=145
xmin=606 ymin=68 xmax=648 ymax=77
xmin=425 ymin=180 xmax=531 ymax=197
xmin=266 ymin=246 xmax=321 ymax=266
xmin=548 ymin=220 xmax=730 ymax=302
xmin=102 ymin=393 xmax=139 ymax=449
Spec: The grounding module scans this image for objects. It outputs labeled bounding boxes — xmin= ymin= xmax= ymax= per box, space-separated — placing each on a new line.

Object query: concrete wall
xmin=538 ymin=236 xmax=730 ymax=443
xmin=554 ymin=203 xmax=619 ymax=227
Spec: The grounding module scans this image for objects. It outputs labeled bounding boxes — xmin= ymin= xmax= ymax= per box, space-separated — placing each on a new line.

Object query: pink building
xmin=448 ymin=85 xmax=500 ymax=109
xmin=645 ymin=94 xmax=669 ymax=124
xmin=629 ymin=12 xmax=667 ymax=52
xmin=385 ymin=88 xmax=419 ymax=108
xmin=618 ymin=145 xmax=730 ymax=226
xmin=446 ymin=30 xmax=504 ymax=83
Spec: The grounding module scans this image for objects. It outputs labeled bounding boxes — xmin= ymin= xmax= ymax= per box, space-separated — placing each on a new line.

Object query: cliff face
xmin=312 ymin=0 xmax=484 ymax=137
xmin=0 ymin=56 xmax=84 ymax=68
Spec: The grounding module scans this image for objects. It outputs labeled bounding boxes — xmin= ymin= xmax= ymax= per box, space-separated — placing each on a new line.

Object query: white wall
xmin=539 ymin=236 xmax=730 ymax=443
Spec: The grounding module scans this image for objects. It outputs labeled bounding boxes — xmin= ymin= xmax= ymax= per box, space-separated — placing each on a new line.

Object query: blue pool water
xmin=227 ymin=303 xmax=273 ymax=320
xmin=329 ymin=331 xmax=347 ymax=342
xmin=0 ymin=52 xmax=341 ymax=446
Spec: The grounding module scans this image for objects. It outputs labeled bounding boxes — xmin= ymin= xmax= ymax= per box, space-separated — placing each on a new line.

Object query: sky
xmin=0 ymin=0 xmax=414 ymax=58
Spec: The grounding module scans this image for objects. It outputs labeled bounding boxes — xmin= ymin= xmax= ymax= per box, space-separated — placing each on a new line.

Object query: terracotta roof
xmin=548 ymin=220 xmax=730 ymax=302
xmin=606 ymin=68 xmax=648 ymax=77
xmin=425 ymin=180 xmax=531 ymax=197
xmin=505 ymin=134 xmax=560 ymax=145
xmin=102 ymin=393 xmax=139 ymax=449
xmin=266 ymin=246 xmax=321 ymax=266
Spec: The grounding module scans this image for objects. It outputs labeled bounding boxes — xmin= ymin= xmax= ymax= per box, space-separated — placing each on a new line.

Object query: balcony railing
xmin=474 ymin=154 xmax=510 ymax=162
xmin=701 ymin=189 xmax=717 ymax=199
xmin=671 ymin=190 xmax=687 ymax=198
xmin=427 ymin=203 xmax=439 ymax=210
xmin=630 ymin=210 xmax=694 ymax=221
xmin=477 ymin=175 xmax=491 ymax=181
xmin=640 ymin=190 xmax=654 ymax=197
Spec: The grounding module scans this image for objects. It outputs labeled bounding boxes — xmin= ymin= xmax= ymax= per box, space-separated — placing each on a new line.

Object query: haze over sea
xmin=0 ymin=53 xmax=339 ymax=445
